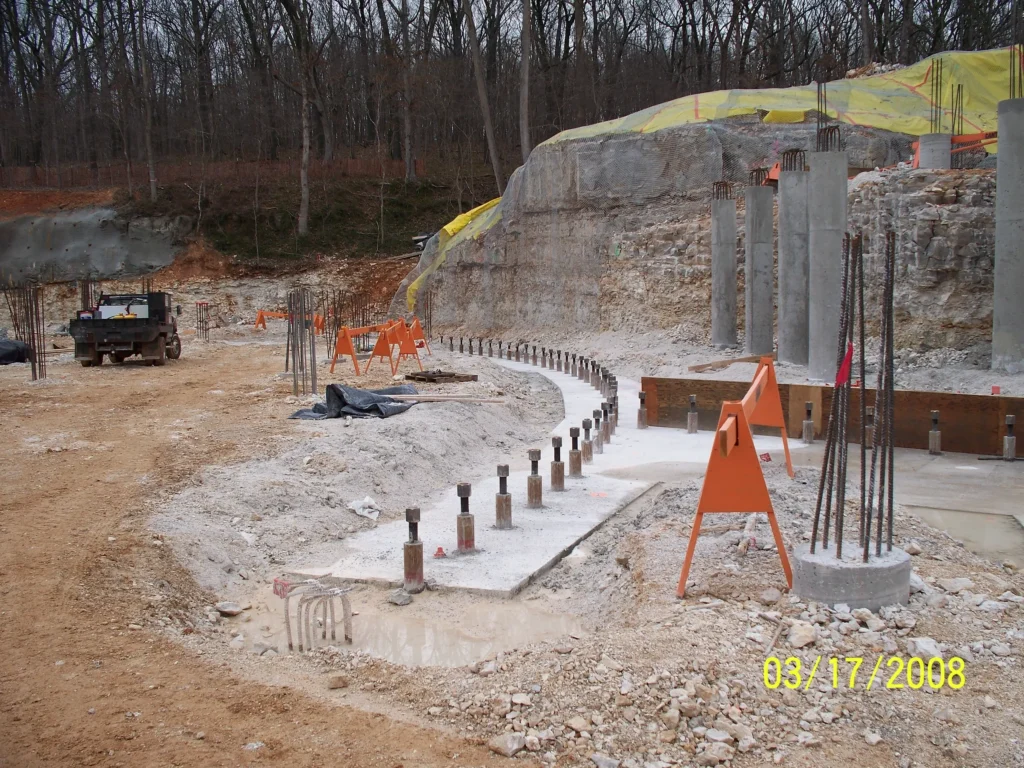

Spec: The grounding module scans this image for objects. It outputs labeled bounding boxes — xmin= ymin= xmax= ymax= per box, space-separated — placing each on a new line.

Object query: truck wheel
xmin=80 ymin=360 xmax=93 ymax=368
xmin=166 ymin=334 xmax=182 ymax=360
xmin=92 ymin=350 xmax=103 ymax=366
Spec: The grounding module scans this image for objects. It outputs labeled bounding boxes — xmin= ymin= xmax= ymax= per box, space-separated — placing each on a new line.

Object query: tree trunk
xmin=573 ymin=0 xmax=585 ymax=123
xmin=401 ymin=0 xmax=416 ymax=181
xmin=299 ymin=75 xmax=311 ymax=236
xmin=519 ymin=0 xmax=531 ymax=163
xmin=461 ymin=0 xmax=504 ymax=194
xmin=860 ymin=0 xmax=873 ymax=66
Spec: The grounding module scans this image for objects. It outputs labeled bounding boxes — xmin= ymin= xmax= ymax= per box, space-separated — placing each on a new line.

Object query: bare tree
xmin=520 ymin=0 xmax=531 ymax=162
xmin=462 ymin=0 xmax=504 ymax=194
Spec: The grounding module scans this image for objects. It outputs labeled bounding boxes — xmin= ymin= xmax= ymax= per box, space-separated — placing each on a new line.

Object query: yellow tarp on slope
xmin=542 ymin=47 xmax=1015 ymax=145
xmin=409 ymin=47 xmax=1016 ymax=311
xmin=406 ymin=197 xmax=501 ymax=311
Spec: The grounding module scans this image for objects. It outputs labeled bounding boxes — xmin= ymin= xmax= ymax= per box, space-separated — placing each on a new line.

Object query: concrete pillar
xmin=778 ymin=168 xmax=810 ymax=364
xmin=993 ymin=99 xmax=1024 ymax=372
xmin=744 ymin=186 xmax=774 ymax=356
xmin=711 ymin=198 xmax=738 ymax=347
xmin=918 ymin=133 xmax=951 ymax=170
xmin=808 ymin=151 xmax=848 ymax=381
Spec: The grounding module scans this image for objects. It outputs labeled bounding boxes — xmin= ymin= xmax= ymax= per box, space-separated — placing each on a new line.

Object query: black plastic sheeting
xmin=0 ymin=340 xmax=30 ymax=365
xmin=289 ymin=384 xmax=419 ymax=420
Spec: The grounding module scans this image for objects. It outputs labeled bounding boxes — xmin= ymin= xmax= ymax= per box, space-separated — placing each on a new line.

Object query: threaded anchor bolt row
xmin=551 ymin=436 xmax=565 ymax=491
xmin=495 ymin=464 xmax=512 ymax=529
xmin=527 ymin=448 xmax=543 ymax=508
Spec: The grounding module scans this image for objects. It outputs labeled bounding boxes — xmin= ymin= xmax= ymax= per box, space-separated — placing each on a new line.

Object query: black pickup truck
xmin=70 ymin=292 xmax=182 ymax=366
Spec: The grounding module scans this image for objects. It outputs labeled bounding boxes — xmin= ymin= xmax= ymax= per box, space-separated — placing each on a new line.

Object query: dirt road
xmin=0 ymin=342 xmax=503 ymax=767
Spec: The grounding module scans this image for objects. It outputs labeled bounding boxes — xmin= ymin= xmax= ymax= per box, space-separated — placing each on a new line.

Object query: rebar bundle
xmin=863 ymin=230 xmax=897 ymax=561
xmin=815 ymin=82 xmax=843 ymax=152
xmin=79 ymin=278 xmax=97 ymax=311
xmin=196 ymin=302 xmax=210 ymax=341
xmin=929 ymin=58 xmax=945 ymax=134
xmin=950 ymin=84 xmax=966 ymax=169
xmin=712 ymin=181 xmax=733 ymax=200
xmin=1012 ymin=0 xmax=1023 ymax=100
xmin=285 ymin=288 xmax=317 ymax=396
xmin=781 ymin=149 xmax=806 ymax=172
xmin=810 ymin=235 xmax=855 ymax=556
xmin=748 ymin=168 xmax=769 ymax=186
xmin=3 ymin=284 xmax=46 ymax=380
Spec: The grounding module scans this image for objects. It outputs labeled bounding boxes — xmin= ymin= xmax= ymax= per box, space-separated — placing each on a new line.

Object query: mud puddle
xmin=905 ymin=506 xmax=1024 ymax=563
xmin=238 ymin=583 xmax=582 ymax=667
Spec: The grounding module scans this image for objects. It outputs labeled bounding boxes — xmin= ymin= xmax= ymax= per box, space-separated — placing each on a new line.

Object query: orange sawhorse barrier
xmin=676 ymin=357 xmax=794 ymax=597
xmin=255 ymin=310 xmax=326 ymax=334
xmin=391 ymin=322 xmax=424 ymax=373
xmin=409 ymin=317 xmax=431 ymax=354
xmin=328 ymin=319 xmax=430 ymax=376
xmin=330 ymin=327 xmax=361 ymax=376
xmin=745 ymin=357 xmax=794 ymax=478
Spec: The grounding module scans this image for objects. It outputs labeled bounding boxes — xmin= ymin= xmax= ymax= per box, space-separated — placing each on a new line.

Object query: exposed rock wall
xmin=849 ymin=168 xmax=995 ymax=349
xmin=401 ymin=117 xmax=995 ymax=353
xmin=399 ymin=117 xmax=912 ymax=338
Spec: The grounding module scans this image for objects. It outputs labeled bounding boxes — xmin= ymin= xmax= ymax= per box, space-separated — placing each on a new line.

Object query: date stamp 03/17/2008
xmin=762 ymin=655 xmax=966 ymax=692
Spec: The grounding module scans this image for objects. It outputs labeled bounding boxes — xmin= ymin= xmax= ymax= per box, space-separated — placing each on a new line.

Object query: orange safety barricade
xmin=254 ymin=310 xmax=324 ymax=333
xmin=391 ymin=322 xmax=424 ymax=373
xmin=364 ymin=322 xmax=397 ymax=373
xmin=329 ymin=326 xmax=361 ymax=375
xmin=676 ymin=357 xmax=793 ymax=597
xmin=745 ymin=357 xmax=794 ymax=478
xmin=409 ymin=317 xmax=431 ymax=354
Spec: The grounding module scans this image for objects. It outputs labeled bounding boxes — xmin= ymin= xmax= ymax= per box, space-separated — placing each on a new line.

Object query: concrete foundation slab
xmin=791 ymin=542 xmax=911 ymax=611
xmin=808 ymin=151 xmax=848 ymax=381
xmin=993 ymin=99 xmax=1024 ymax=372
xmin=296 ymin=357 xmax=786 ymax=597
xmin=777 ymin=170 xmax=809 ymax=364
xmin=744 ymin=186 xmax=774 ymax=355
xmin=711 ymin=198 xmax=738 ymax=347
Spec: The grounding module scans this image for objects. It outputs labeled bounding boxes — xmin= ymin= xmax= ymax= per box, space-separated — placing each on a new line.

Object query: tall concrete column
xmin=778 ymin=168 xmax=809 ymax=364
xmin=744 ymin=186 xmax=774 ymax=355
xmin=808 ymin=151 xmax=848 ymax=381
xmin=993 ymin=99 xmax=1024 ymax=372
xmin=711 ymin=198 xmax=738 ymax=347
xmin=918 ymin=133 xmax=952 ymax=169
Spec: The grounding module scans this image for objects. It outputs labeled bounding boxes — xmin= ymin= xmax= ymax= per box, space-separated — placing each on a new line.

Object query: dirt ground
xmin=0 ymin=340 xmax=515 ymax=768
xmin=0 ymin=189 xmax=116 ymax=219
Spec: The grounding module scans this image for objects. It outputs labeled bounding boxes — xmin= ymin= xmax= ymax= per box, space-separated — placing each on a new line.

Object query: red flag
xmin=835 ymin=341 xmax=854 ymax=387
xmin=759 ymin=452 xmax=772 ymax=462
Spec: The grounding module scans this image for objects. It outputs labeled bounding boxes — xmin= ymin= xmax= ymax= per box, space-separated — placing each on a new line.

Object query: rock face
xmin=392 ymin=117 xmax=912 ymax=339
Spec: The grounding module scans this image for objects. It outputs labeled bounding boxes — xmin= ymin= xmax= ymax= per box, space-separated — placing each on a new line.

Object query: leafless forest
xmin=0 ymin=0 xmax=1019 ymax=205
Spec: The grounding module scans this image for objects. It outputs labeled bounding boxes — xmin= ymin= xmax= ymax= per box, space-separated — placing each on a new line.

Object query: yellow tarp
xmin=409 ymin=47 xmax=1016 ymax=310
xmin=440 ymin=197 xmax=501 ymax=239
xmin=763 ymin=110 xmax=806 ymax=124
xmin=542 ymin=48 xmax=1015 ymax=145
xmin=406 ymin=198 xmax=501 ymax=311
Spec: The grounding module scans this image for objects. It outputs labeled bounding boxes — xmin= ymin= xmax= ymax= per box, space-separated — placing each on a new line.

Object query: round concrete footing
xmin=791 ymin=542 xmax=911 ymax=611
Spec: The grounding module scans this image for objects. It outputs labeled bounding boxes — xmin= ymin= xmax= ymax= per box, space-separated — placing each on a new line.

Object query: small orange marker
xmin=433 ymin=547 xmax=447 ymax=558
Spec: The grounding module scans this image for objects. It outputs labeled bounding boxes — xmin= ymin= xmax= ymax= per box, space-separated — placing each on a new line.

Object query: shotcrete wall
xmin=0 ymin=207 xmax=190 ymax=284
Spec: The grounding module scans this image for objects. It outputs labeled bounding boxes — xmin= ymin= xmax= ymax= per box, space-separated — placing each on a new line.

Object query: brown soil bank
xmin=0 ymin=341 xmax=509 ymax=768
